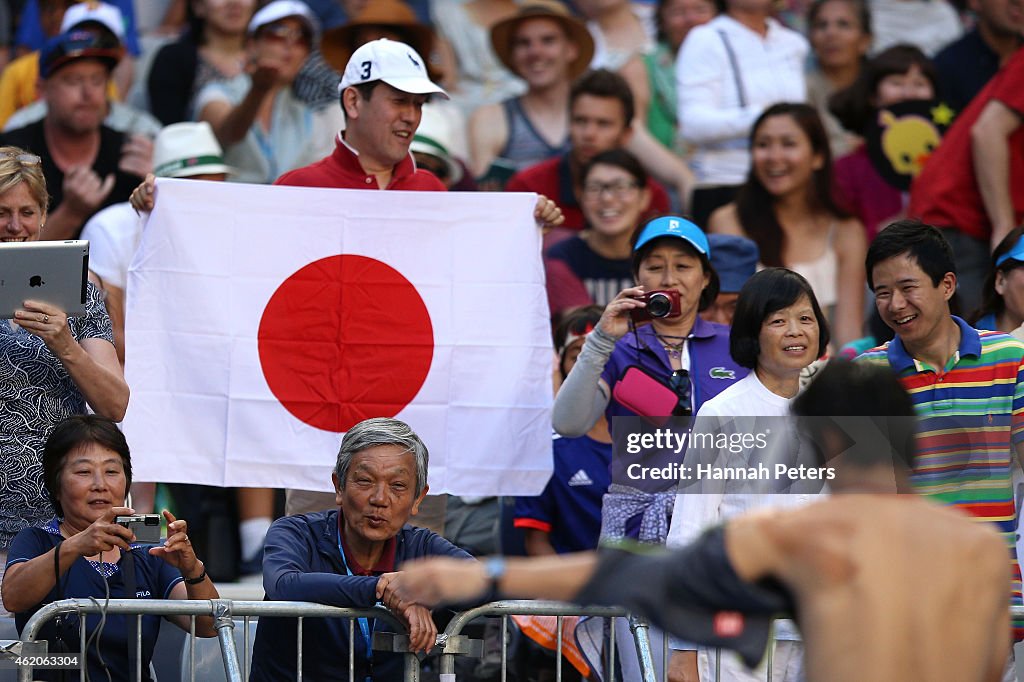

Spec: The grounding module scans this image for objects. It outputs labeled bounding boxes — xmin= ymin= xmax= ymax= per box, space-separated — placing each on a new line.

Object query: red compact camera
xmin=629 ymin=290 xmax=681 ymax=323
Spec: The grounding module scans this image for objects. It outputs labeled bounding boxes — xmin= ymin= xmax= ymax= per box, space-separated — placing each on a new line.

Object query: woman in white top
xmin=576 ymin=0 xmax=653 ymax=71
xmin=667 ymin=267 xmax=830 ymax=682
xmin=709 ymin=103 xmax=866 ymax=348
xmin=675 ymin=0 xmax=808 ymax=226
xmin=195 ymin=2 xmax=342 ymax=184
xmin=804 ymin=0 xmax=872 ymax=158
xmin=429 ymin=0 xmax=525 ymax=117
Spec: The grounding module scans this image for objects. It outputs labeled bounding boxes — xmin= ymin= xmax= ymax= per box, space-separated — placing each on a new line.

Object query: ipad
xmin=0 ymin=240 xmax=89 ymax=319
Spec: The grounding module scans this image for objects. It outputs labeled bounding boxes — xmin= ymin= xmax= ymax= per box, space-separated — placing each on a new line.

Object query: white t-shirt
xmin=667 ymin=371 xmax=817 ymax=647
xmin=81 ymin=202 xmax=143 ymax=291
xmin=869 ymin=0 xmax=962 ymax=56
xmin=676 ymin=15 xmax=808 ymax=187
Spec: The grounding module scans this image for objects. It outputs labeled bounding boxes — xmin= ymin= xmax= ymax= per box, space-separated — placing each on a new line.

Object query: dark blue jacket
xmin=250 ymin=509 xmax=472 ymax=681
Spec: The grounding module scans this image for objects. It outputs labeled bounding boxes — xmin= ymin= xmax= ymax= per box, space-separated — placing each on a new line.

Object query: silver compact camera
xmin=115 ymin=514 xmax=162 ymax=544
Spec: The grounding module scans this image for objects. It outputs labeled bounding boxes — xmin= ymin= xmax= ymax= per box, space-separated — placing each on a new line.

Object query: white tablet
xmin=0 ymin=240 xmax=89 ymax=319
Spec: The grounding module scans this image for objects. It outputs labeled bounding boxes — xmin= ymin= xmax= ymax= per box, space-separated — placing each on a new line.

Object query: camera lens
xmin=647 ymin=292 xmax=671 ymax=318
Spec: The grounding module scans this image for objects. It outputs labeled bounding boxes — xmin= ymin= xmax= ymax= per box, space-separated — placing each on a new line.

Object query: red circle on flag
xmin=257 ymin=255 xmax=434 ymax=433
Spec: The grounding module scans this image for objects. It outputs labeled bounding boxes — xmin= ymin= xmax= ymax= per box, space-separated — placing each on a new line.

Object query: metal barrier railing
xmin=11 ymin=600 xmax=1024 ymax=682
xmin=12 ymin=598 xmax=416 ymax=682
xmin=434 ymin=599 xmax=658 ymax=682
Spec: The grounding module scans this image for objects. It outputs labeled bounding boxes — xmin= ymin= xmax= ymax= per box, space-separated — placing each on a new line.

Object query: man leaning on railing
xmin=248 ymin=417 xmax=474 ymax=681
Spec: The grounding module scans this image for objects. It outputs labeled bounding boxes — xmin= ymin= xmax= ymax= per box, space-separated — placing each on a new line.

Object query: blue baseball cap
xmin=996 ymin=234 xmax=1024 ymax=268
xmin=40 ymin=28 xmax=123 ymax=79
xmin=633 ymin=216 xmax=709 ymax=255
xmin=708 ymin=234 xmax=759 ymax=292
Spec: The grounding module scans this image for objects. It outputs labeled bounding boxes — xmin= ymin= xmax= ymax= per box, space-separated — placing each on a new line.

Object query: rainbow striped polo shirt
xmin=858 ymin=316 xmax=1024 ymax=635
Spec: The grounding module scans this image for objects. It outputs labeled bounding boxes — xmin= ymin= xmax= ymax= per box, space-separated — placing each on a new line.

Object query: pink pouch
xmin=612 ymin=365 xmax=680 ymax=426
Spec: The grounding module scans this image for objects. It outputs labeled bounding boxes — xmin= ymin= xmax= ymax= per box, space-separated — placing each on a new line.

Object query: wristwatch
xmin=482 ymin=556 xmax=506 ymax=602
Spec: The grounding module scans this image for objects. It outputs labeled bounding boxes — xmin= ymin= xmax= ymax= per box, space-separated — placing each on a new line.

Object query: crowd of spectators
xmin=1 ymin=0 xmax=1024 ymax=679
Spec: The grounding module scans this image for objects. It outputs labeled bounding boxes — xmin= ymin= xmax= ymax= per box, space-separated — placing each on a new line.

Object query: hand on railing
xmin=396 ymin=603 xmax=438 ymax=654
xmin=376 ymin=573 xmax=439 ymax=653
xmin=382 ymin=558 xmax=487 ymax=607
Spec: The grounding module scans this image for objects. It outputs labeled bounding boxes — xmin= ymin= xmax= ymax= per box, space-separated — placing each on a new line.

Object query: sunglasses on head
xmin=0 ymin=152 xmax=41 ymax=166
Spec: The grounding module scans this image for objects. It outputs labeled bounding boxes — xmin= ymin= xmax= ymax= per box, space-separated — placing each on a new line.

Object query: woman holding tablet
xmin=0 ymin=146 xmax=128 ymax=600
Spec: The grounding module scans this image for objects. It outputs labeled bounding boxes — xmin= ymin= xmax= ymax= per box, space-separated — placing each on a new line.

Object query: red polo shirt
xmin=275 ymin=135 xmax=447 ymax=191
xmin=337 ymin=509 xmax=398 ymax=575
xmin=908 ymin=48 xmax=1024 ymax=240
xmin=506 ymin=153 xmax=672 ymax=230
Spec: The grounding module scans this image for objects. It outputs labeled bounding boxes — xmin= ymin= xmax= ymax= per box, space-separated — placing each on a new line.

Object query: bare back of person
xmin=732 ymin=495 xmax=1010 ymax=682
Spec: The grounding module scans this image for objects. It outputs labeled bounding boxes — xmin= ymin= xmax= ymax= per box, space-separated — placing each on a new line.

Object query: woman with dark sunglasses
xmin=665 ymin=267 xmax=830 ymax=682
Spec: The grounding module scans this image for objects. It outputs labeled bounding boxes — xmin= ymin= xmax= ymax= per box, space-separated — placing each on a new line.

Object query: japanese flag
xmin=121 ymin=179 xmax=553 ymax=495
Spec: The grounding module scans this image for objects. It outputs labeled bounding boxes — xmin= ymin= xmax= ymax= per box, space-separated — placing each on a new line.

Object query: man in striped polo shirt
xmin=858 ymin=219 xmax=1024 ymax=644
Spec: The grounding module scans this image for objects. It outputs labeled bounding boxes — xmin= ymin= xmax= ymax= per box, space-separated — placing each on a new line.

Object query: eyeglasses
xmin=670 ymin=369 xmax=692 ymax=417
xmin=581 ymin=180 xmax=640 ymax=200
xmin=259 ymin=24 xmax=312 ymax=47
xmin=0 ymin=152 xmax=41 ymax=166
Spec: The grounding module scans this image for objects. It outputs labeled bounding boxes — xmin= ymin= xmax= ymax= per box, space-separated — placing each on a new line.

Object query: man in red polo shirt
xmin=275 ymin=36 xmax=564 ymax=233
xmin=275 ymin=38 xmax=448 ymax=191
xmin=908 ymin=47 xmax=1024 ymax=312
xmin=134 ymin=38 xmax=563 ymax=221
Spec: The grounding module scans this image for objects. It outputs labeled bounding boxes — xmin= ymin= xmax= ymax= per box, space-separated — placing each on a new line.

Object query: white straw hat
xmin=153 ymin=122 xmax=233 ymax=178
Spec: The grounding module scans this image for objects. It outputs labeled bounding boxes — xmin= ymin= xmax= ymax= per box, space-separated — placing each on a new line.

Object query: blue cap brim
xmin=634 ymin=216 xmax=710 ymax=255
xmin=996 ymin=236 xmax=1024 ymax=268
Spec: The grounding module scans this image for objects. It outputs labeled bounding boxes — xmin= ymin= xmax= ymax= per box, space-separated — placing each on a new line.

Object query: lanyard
xmin=336 ymin=523 xmax=373 ymax=679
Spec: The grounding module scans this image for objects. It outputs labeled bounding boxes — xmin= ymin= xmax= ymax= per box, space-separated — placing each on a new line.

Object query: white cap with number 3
xmin=338 ymin=38 xmax=448 ymax=99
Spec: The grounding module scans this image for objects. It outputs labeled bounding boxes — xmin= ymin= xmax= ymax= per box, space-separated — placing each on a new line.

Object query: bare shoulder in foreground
xmin=732 ymin=495 xmax=1009 ymax=682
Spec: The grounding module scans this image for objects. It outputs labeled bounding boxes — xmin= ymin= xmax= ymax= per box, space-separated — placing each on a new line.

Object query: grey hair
xmin=334 ymin=417 xmax=429 ymax=497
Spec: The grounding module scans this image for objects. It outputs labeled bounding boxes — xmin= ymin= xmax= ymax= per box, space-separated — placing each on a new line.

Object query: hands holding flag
xmin=534 ymin=194 xmax=564 ymax=229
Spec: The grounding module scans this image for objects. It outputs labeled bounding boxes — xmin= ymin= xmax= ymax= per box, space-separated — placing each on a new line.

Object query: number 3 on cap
xmin=360 ymin=61 xmax=372 ymax=79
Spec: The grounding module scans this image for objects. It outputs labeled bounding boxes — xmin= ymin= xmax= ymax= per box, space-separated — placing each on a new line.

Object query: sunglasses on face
xmin=259 ymin=23 xmax=312 ymax=48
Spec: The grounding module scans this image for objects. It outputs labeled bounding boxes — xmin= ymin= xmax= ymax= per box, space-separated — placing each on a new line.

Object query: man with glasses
xmin=195 ymin=0 xmax=344 ymax=184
